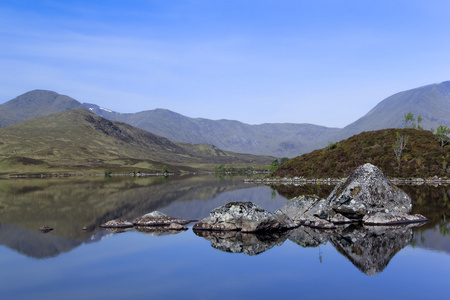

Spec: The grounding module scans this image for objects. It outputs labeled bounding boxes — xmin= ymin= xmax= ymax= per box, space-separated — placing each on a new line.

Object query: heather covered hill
xmin=0 ymin=110 xmax=274 ymax=175
xmin=274 ymin=128 xmax=450 ymax=179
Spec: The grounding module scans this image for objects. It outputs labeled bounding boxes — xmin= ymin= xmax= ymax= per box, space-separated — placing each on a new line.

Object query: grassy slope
xmin=0 ymin=110 xmax=274 ymax=175
xmin=274 ymin=128 xmax=450 ymax=179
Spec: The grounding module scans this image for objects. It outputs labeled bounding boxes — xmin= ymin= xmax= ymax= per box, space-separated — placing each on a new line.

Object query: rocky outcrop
xmin=327 ymin=163 xmax=412 ymax=219
xmin=193 ymin=202 xmax=282 ymax=232
xmin=196 ymin=164 xmax=426 ymax=233
xmin=133 ymin=211 xmax=192 ymax=226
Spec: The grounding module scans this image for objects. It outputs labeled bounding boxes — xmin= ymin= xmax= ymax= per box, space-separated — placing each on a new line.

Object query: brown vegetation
xmin=273 ymin=128 xmax=450 ymax=179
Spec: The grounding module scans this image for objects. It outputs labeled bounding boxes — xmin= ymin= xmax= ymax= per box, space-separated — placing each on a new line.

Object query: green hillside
xmin=0 ymin=110 xmax=274 ymax=175
xmin=274 ymin=128 xmax=450 ymax=179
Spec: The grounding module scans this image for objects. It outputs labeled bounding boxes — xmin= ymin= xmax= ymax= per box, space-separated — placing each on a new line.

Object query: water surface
xmin=0 ymin=175 xmax=448 ymax=299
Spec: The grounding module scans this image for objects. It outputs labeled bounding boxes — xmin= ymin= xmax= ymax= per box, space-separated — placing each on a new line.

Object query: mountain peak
xmin=0 ymin=89 xmax=84 ymax=127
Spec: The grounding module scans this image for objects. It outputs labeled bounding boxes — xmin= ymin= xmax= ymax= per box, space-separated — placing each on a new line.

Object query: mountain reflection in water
xmin=0 ymin=175 xmax=448 ymax=274
xmin=0 ymin=175 xmax=286 ymax=258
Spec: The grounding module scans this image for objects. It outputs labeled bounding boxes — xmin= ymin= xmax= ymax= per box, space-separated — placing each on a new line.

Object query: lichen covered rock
xmin=133 ymin=211 xmax=192 ymax=226
xmin=327 ymin=163 xmax=412 ymax=219
xmin=100 ymin=219 xmax=133 ymax=228
xmin=193 ymin=202 xmax=282 ymax=232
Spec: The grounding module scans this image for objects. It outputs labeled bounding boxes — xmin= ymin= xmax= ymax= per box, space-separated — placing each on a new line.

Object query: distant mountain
xmin=331 ymin=81 xmax=450 ymax=142
xmin=0 ymin=110 xmax=274 ymax=174
xmin=0 ymin=90 xmax=84 ymax=127
xmin=84 ymin=103 xmax=340 ymax=157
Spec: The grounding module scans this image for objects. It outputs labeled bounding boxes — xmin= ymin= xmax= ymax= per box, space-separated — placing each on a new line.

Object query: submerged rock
xmin=100 ymin=219 xmax=133 ymax=228
xmin=327 ymin=163 xmax=412 ymax=219
xmin=193 ymin=202 xmax=282 ymax=232
xmin=133 ymin=211 xmax=192 ymax=226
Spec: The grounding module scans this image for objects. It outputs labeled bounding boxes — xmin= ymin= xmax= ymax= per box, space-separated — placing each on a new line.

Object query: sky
xmin=1 ymin=0 xmax=450 ymax=128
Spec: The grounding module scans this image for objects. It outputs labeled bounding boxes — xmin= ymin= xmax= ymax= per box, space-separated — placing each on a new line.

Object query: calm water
xmin=0 ymin=175 xmax=449 ymax=299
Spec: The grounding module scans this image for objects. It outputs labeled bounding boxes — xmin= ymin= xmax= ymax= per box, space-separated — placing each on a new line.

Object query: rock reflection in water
xmin=195 ymin=224 xmax=422 ymax=276
xmin=194 ymin=230 xmax=287 ymax=256
xmin=135 ymin=226 xmax=187 ymax=236
xmin=330 ymin=224 xmax=419 ymax=276
xmin=288 ymin=226 xmax=332 ymax=248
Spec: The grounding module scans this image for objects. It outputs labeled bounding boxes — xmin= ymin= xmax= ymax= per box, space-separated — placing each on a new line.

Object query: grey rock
xmin=133 ymin=211 xmax=192 ymax=226
xmin=362 ymin=212 xmax=428 ymax=225
xmin=193 ymin=202 xmax=281 ymax=232
xmin=328 ymin=212 xmax=355 ymax=224
xmin=274 ymin=195 xmax=329 ymax=223
xmin=100 ymin=219 xmax=133 ymax=228
xmin=304 ymin=216 xmax=336 ymax=229
xmin=327 ymin=163 xmax=412 ymax=219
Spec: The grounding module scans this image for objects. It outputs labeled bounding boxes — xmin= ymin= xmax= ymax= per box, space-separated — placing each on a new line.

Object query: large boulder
xmin=193 ymin=202 xmax=282 ymax=232
xmin=327 ymin=163 xmax=412 ymax=219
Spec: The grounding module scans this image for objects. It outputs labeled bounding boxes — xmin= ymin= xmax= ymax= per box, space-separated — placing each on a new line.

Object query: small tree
xmin=269 ymin=159 xmax=280 ymax=173
xmin=436 ymin=125 xmax=450 ymax=147
xmin=417 ymin=115 xmax=423 ymax=130
xmin=162 ymin=166 xmax=169 ymax=175
xmin=393 ymin=132 xmax=408 ymax=170
xmin=403 ymin=112 xmax=416 ymax=128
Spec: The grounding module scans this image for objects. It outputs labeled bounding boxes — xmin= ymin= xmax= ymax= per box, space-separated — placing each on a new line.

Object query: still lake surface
xmin=0 ymin=175 xmax=449 ymax=299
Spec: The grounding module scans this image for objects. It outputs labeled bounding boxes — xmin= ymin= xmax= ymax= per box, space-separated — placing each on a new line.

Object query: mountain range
xmin=1 ymin=81 xmax=450 ymax=158
xmin=0 ymin=109 xmax=273 ymax=174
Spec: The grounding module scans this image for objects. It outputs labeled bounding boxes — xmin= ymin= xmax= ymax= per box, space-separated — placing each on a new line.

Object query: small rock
xmin=100 ymin=219 xmax=133 ymax=228
xmin=39 ymin=225 xmax=53 ymax=233
xmin=133 ymin=211 xmax=192 ymax=226
xmin=362 ymin=212 xmax=428 ymax=225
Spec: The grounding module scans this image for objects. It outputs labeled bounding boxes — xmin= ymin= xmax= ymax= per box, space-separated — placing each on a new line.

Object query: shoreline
xmin=244 ymin=176 xmax=450 ymax=185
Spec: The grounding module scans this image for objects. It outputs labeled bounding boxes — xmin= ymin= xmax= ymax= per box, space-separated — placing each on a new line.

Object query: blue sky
xmin=1 ymin=0 xmax=449 ymax=127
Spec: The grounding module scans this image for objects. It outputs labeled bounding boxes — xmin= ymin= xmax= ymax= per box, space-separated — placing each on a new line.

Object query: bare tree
xmin=393 ymin=132 xmax=408 ymax=170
